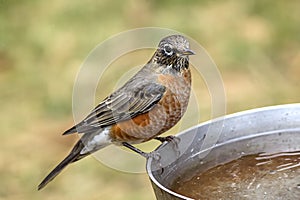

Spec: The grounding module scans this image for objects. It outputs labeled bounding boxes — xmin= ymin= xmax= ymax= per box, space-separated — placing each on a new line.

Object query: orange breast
xmin=110 ymin=113 xmax=151 ymax=142
xmin=110 ymin=69 xmax=191 ymax=144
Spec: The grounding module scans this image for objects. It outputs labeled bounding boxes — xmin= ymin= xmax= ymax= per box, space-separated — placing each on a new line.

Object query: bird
xmin=38 ymin=34 xmax=195 ymax=190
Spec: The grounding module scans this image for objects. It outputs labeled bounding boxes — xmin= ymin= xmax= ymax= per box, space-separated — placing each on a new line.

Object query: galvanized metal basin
xmin=146 ymin=104 xmax=300 ymax=200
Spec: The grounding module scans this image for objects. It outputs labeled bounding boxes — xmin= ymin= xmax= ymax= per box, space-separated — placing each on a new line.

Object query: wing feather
xmin=63 ymin=81 xmax=166 ymax=135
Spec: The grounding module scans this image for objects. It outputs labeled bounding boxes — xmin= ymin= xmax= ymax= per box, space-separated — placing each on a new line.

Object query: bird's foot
xmin=142 ymin=151 xmax=161 ymax=161
xmin=155 ymin=135 xmax=181 ymax=157
xmin=155 ymin=135 xmax=177 ymax=143
xmin=144 ymin=151 xmax=163 ymax=171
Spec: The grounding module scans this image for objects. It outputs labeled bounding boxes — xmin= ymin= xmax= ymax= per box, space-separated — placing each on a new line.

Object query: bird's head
xmin=151 ymin=35 xmax=195 ymax=72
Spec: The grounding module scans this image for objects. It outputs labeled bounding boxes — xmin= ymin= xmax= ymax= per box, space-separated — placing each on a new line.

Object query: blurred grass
xmin=0 ymin=0 xmax=299 ymax=199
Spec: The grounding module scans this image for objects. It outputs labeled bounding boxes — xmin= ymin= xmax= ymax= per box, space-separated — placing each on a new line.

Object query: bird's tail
xmin=38 ymin=140 xmax=87 ymax=190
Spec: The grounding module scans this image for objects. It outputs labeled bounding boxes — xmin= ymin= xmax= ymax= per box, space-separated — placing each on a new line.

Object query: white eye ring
xmin=163 ymin=44 xmax=173 ymax=56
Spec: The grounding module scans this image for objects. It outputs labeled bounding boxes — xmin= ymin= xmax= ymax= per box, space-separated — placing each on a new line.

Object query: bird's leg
xmin=122 ymin=142 xmax=161 ymax=161
xmin=122 ymin=142 xmax=146 ymax=157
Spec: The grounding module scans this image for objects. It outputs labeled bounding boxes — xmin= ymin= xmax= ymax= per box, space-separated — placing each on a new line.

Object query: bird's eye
xmin=163 ymin=44 xmax=173 ymax=56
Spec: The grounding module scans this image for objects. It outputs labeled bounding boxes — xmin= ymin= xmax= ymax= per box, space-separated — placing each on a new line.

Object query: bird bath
xmin=146 ymin=104 xmax=300 ymax=199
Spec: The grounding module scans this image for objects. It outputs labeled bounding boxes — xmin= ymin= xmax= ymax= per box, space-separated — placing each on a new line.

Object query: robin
xmin=38 ymin=34 xmax=195 ymax=190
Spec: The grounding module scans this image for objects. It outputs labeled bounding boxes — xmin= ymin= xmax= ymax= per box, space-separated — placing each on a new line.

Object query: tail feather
xmin=38 ymin=141 xmax=86 ymax=190
xmin=39 ymin=128 xmax=111 ymax=190
xmin=62 ymin=126 xmax=78 ymax=135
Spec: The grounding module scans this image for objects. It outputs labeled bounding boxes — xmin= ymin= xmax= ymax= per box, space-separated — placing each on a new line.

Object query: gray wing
xmin=63 ymin=81 xmax=166 ymax=135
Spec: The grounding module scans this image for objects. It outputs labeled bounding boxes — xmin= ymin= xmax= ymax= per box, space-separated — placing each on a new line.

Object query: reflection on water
xmin=172 ymin=151 xmax=300 ymax=200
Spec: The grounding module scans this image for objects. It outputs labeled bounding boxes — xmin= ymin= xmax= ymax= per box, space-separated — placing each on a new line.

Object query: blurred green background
xmin=1 ymin=0 xmax=299 ymax=199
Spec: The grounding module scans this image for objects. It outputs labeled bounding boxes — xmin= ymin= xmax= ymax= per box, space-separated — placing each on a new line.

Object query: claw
xmin=155 ymin=135 xmax=179 ymax=143
xmin=169 ymin=136 xmax=181 ymax=150
xmin=143 ymin=151 xmax=161 ymax=161
xmin=155 ymin=136 xmax=181 ymax=157
xmin=146 ymin=151 xmax=163 ymax=171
